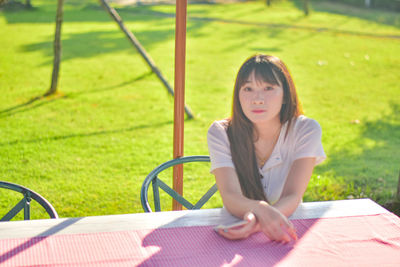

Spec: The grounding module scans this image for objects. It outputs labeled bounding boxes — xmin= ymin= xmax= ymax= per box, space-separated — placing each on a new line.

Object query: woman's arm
xmin=213 ymin=167 xmax=296 ymax=242
xmin=214 ymin=157 xmax=316 ymax=242
xmin=272 ymin=157 xmax=316 ymax=217
xmin=213 ymin=167 xmax=258 ymax=218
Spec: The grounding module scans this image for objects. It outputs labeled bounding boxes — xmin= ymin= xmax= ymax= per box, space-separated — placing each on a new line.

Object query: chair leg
xmin=152 ymin=178 xmax=161 ymax=212
xmin=24 ymin=192 xmax=31 ymax=220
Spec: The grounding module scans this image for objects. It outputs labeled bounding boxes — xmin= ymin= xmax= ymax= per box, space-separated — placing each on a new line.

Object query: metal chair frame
xmin=0 ymin=181 xmax=59 ymax=221
xmin=141 ymin=155 xmax=218 ymax=212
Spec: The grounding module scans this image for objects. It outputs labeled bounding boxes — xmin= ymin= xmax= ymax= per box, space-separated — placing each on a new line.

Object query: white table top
xmin=0 ymin=198 xmax=389 ymax=239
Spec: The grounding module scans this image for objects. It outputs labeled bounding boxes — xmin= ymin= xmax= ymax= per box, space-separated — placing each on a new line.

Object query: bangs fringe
xmin=253 ymin=64 xmax=281 ymax=86
xmin=237 ymin=62 xmax=281 ymax=89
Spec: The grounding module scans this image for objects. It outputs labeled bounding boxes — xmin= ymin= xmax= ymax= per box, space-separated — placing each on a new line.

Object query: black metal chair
xmin=0 ymin=181 xmax=59 ymax=221
xmin=141 ymin=155 xmax=218 ymax=212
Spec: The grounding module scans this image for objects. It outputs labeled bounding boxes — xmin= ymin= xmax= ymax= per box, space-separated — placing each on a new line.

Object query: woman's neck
xmin=254 ymin=119 xmax=282 ymax=141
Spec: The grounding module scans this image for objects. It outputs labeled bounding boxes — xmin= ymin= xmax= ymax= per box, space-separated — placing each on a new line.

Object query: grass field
xmin=1 ymin=0 xmax=399 ymax=219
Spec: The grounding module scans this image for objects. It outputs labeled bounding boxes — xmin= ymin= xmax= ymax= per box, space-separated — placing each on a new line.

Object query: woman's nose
xmin=252 ymin=93 xmax=264 ymax=105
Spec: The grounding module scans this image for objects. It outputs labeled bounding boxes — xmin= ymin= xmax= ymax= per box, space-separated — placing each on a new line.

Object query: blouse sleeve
xmin=207 ymin=121 xmax=235 ymax=172
xmin=293 ymin=118 xmax=326 ymax=165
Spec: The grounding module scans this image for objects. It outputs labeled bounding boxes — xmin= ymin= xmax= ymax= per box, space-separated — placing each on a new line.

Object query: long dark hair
xmin=227 ymin=54 xmax=303 ymax=201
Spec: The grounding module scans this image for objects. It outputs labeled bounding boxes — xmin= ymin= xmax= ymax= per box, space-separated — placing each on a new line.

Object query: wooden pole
xmin=99 ymin=0 xmax=193 ymax=119
xmin=172 ymin=0 xmax=187 ymax=210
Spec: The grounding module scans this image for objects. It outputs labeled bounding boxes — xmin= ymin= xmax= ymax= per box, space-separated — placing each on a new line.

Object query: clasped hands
xmin=216 ymin=205 xmax=298 ymax=243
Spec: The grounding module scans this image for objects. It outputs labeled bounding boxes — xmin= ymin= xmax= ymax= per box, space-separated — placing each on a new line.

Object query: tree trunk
xmin=45 ymin=0 xmax=64 ymax=96
xmin=25 ymin=0 xmax=32 ymax=9
xmin=303 ymin=0 xmax=310 ymax=16
xmin=266 ymin=0 xmax=271 ymax=6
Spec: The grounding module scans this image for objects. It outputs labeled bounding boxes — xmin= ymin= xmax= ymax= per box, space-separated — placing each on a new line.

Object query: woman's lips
xmin=252 ymin=109 xmax=266 ymax=114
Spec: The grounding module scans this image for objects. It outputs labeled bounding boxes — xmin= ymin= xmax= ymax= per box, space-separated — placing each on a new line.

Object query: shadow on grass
xmin=9 ymin=1 xmax=397 ymax=69
xmin=0 ymin=120 xmax=173 ymax=147
xmin=1 ymin=1 xmax=119 ymax=23
xmin=291 ymin=0 xmax=400 ymax=30
xmin=0 ymin=72 xmax=151 ymax=118
xmin=236 ymin=25 xmax=317 ymax=53
xmin=16 ymin=9 xmax=209 ymax=64
xmin=65 ymin=71 xmax=153 ymax=97
xmin=0 ymin=95 xmax=63 ymax=119
xmin=317 ymin=102 xmax=400 ymax=204
xmin=19 ymin=29 xmax=175 ymax=65
xmin=184 ymin=12 xmax=400 ymax=39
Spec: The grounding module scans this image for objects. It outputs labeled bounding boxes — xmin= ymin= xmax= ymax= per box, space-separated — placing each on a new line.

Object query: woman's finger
xmin=218 ymin=227 xmax=248 ymax=240
xmin=261 ymin=223 xmax=290 ymax=243
xmin=281 ymin=219 xmax=298 ymax=241
xmin=217 ymin=218 xmax=258 ymax=240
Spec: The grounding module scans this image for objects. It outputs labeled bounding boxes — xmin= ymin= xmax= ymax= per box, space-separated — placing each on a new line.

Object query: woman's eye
xmin=243 ymin=87 xmax=252 ymax=92
xmin=265 ymin=86 xmax=274 ymax=91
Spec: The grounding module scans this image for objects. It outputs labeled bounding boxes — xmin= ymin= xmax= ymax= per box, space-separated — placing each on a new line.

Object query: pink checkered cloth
xmin=1 ymin=213 xmax=400 ymax=266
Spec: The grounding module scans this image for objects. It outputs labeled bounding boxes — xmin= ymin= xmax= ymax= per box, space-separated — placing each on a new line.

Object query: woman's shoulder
xmin=207 ymin=119 xmax=231 ymax=143
xmin=291 ymin=115 xmax=322 ymax=134
xmin=208 ymin=119 xmax=230 ymax=132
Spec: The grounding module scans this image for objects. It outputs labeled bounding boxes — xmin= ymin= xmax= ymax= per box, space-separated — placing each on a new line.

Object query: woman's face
xmin=238 ymin=70 xmax=284 ymax=125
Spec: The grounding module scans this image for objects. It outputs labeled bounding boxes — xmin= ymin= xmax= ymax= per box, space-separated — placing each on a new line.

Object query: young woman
xmin=207 ymin=54 xmax=326 ymax=242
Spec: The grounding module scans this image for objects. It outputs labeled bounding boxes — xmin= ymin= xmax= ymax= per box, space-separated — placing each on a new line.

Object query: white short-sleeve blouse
xmin=207 ymin=115 xmax=326 ymax=204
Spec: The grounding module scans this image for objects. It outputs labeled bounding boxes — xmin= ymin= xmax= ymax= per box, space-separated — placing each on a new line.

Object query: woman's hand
xmin=216 ymin=212 xmax=259 ymax=240
xmin=212 ymin=167 xmax=298 ymax=242
xmin=254 ymin=202 xmax=298 ymax=243
xmin=216 ymin=204 xmax=297 ymax=242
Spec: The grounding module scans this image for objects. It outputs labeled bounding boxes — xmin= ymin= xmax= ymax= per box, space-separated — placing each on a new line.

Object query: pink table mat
xmin=1 ymin=213 xmax=400 ymax=267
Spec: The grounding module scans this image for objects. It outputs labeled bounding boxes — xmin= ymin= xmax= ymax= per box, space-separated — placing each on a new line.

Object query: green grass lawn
xmin=1 ymin=0 xmax=399 ymax=219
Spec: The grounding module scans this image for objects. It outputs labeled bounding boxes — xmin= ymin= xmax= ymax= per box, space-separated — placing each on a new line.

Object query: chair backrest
xmin=141 ymin=155 xmax=218 ymax=212
xmin=0 ymin=181 xmax=59 ymax=221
